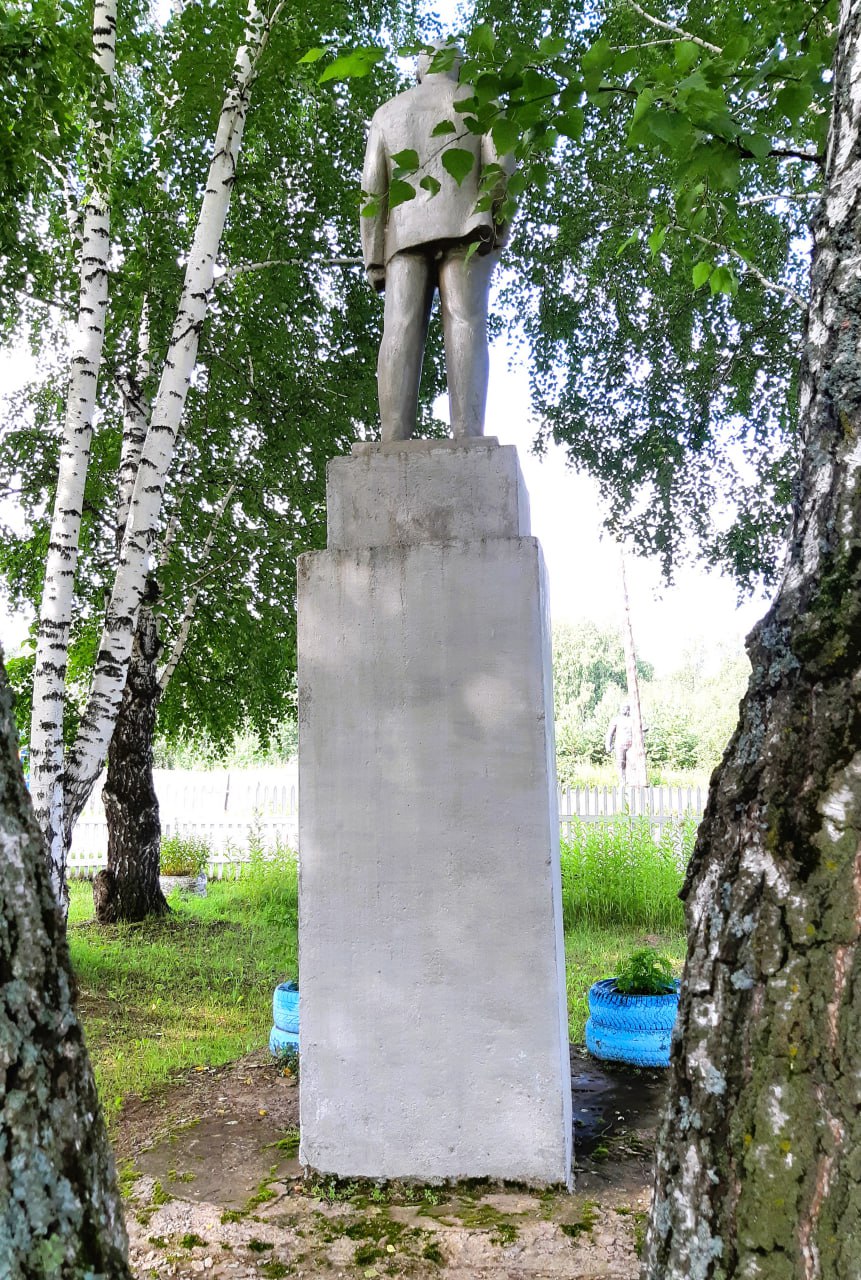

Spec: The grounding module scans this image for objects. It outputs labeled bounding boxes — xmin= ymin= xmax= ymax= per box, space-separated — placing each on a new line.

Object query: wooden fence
xmin=68 ymin=768 xmax=705 ymax=877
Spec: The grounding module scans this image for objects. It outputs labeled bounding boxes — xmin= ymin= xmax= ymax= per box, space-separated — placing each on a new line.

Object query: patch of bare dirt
xmin=117 ymin=1047 xmax=665 ymax=1279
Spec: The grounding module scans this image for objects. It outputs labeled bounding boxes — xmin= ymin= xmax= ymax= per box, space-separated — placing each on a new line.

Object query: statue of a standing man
xmin=361 ymin=46 xmax=511 ymax=443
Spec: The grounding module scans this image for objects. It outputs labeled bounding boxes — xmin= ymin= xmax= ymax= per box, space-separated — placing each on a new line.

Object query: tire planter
xmin=585 ymin=978 xmax=680 ymax=1068
xmin=270 ymin=981 xmax=299 ymax=1057
xmin=159 ymin=872 xmax=207 ymax=898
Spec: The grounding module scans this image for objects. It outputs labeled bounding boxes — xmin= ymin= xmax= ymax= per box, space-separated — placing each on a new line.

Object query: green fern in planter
xmin=613 ymin=947 xmax=676 ymax=996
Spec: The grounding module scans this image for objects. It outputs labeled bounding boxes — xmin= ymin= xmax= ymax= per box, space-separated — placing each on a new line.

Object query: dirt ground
xmin=118 ymin=1047 xmax=666 ymax=1279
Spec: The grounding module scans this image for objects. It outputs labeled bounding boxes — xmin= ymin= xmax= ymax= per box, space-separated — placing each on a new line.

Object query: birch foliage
xmin=1 ymin=0 xmax=437 ymax=892
xmin=328 ymin=0 xmax=833 ymax=586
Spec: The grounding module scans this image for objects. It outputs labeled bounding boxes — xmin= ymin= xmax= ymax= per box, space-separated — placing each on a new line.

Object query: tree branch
xmin=673 ymin=225 xmax=808 ymax=310
xmin=737 ymin=191 xmax=820 ymax=206
xmin=215 ymin=255 xmax=363 ymax=285
xmin=626 ymin=0 xmax=722 ymax=55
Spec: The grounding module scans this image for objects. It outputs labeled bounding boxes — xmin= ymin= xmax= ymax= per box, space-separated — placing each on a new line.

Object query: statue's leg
xmin=378 ymin=252 xmax=435 ymax=442
xmin=438 ymin=246 xmax=496 ymax=438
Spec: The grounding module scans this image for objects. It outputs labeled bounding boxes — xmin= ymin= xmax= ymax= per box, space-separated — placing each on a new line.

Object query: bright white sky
xmin=461 ymin=341 xmax=769 ymax=674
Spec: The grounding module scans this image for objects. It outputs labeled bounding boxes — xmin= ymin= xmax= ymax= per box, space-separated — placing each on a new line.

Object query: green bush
xmin=159 ymin=833 xmax=210 ymax=876
xmin=613 ymin=947 xmax=676 ymax=995
xmin=559 ymin=818 xmax=691 ymax=933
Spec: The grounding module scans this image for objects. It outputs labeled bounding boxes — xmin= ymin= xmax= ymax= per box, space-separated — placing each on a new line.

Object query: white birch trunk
xmin=63 ymin=0 xmax=283 ymax=835
xmin=115 ymin=306 xmax=152 ymax=550
xmin=29 ymin=0 xmax=116 ymax=907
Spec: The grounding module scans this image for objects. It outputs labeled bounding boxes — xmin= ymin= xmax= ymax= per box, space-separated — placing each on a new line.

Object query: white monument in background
xmin=296 ymin=46 xmax=572 ymax=1187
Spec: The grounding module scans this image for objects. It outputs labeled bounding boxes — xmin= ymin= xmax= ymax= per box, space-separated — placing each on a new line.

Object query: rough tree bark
xmin=0 ymin=652 xmax=130 ymax=1276
xmin=95 ymin=583 xmax=168 ymax=923
xmin=644 ymin=5 xmax=861 ymax=1277
xmin=95 ymin=480 xmax=235 ymax=923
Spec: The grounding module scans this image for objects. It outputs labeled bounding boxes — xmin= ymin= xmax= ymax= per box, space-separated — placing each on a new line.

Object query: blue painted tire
xmin=585 ymin=979 xmax=679 ymax=1068
xmin=269 ymin=1024 xmax=299 ymax=1056
xmin=273 ymin=981 xmax=299 ymax=1034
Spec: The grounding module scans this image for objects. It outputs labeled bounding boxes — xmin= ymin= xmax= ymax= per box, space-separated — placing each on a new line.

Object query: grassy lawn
xmin=68 ymin=822 xmax=690 ymax=1120
xmin=69 ymin=854 xmax=298 ymax=1121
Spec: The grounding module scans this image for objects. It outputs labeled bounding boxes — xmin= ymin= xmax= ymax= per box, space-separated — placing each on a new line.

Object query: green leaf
xmin=557 ymin=109 xmax=584 ymax=140
xmin=647 ymin=224 xmax=668 ymax=256
xmin=612 ymin=48 xmax=640 ymax=76
xmin=709 ymin=265 xmax=737 ymax=295
xmin=776 ymin=83 xmax=814 ymax=123
xmin=674 ymin=40 xmax=700 ymax=73
xmin=391 ymin=149 xmax=420 ymax=173
xmin=740 ymin=133 xmax=772 ymax=159
xmin=431 ymin=120 xmax=458 ymax=137
xmin=464 ymin=239 xmax=482 ymax=263
xmin=616 ymin=230 xmax=640 ymax=257
xmin=491 ymin=118 xmax=520 ymax=156
xmin=632 ymin=89 xmax=654 ymax=126
xmin=538 ymin=34 xmax=566 ymax=59
xmin=441 ymin=148 xmax=476 ymax=186
xmin=722 ymin=35 xmax=750 ymax=60
xmin=692 ymin=260 xmax=713 ymax=288
xmin=318 ymin=47 xmax=384 ymax=83
xmin=388 ymin=178 xmax=416 ymax=209
xmin=360 ymin=195 xmax=382 ymax=218
xmin=419 ymin=175 xmax=441 ymax=196
xmin=470 ymin=22 xmax=496 ymax=54
xmin=298 ymin=47 xmax=326 ymax=64
xmin=582 ymin=37 xmax=613 ymax=74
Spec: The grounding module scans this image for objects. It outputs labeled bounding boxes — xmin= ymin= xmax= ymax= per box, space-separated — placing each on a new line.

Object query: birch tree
xmin=22 ymin=0 xmax=287 ymax=911
xmin=29 ymin=0 xmax=117 ymax=905
xmin=1 ymin=0 xmax=425 ymax=917
xmin=0 ymin=648 xmax=130 ymax=1275
xmin=644 ymin=3 xmax=861 ymax=1269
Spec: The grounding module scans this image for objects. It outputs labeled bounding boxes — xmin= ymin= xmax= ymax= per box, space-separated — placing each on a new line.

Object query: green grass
xmin=68 ymin=851 xmax=298 ymax=1119
xmin=69 ymin=825 xmax=689 ymax=1113
xmin=560 ymin=818 xmax=690 ymax=932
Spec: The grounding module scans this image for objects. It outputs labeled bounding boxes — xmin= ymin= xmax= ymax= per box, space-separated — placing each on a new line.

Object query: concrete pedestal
xmin=297 ymin=437 xmax=572 ymax=1185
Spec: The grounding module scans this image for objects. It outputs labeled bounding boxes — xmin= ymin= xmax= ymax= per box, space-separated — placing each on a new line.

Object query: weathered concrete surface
xmin=297 ymin=441 xmax=571 ymax=1185
xmin=327 ymin=437 xmax=530 ymax=550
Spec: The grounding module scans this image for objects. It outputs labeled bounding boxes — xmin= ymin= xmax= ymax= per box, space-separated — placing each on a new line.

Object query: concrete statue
xmin=361 ymin=45 xmax=510 ymax=442
xmin=606 ymin=702 xmax=634 ymax=786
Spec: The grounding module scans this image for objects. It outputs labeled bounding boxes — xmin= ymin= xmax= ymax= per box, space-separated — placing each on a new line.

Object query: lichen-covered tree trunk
xmin=644 ymin=6 xmax=861 ymax=1277
xmin=95 ymin=592 xmax=168 ymax=923
xmin=0 ymin=652 xmax=130 ymax=1276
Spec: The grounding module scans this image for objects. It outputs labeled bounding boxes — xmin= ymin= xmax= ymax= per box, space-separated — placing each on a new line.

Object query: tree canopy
xmin=0 ymin=0 xmax=446 ymax=758
xmin=324 ymin=0 xmax=835 ymax=587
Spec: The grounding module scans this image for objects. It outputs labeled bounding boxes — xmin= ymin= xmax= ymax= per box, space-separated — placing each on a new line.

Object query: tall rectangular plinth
xmin=298 ymin=438 xmax=572 ymax=1185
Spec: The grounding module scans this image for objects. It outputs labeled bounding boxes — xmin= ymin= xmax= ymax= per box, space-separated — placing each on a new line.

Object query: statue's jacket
xmin=361 ymin=77 xmax=509 ymax=270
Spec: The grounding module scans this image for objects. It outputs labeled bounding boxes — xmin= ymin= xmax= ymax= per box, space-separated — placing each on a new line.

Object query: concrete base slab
xmin=297 ymin=442 xmax=571 ymax=1186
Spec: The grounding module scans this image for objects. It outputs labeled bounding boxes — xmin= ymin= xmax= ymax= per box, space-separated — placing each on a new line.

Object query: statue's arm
xmin=361 ymin=120 xmax=388 ymax=291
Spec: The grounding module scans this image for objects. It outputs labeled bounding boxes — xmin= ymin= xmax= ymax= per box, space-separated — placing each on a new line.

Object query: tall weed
xmin=560 ymin=818 xmax=693 ymax=933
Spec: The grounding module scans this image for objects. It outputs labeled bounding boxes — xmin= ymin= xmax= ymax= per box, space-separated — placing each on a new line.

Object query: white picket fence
xmin=69 ymin=765 xmax=298 ymax=878
xmin=558 ymin=784 xmax=706 ymax=840
xmin=68 ymin=768 xmax=704 ymax=878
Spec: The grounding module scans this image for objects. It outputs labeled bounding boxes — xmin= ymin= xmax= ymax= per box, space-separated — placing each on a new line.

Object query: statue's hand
xmin=367 ymin=265 xmax=386 ymax=293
